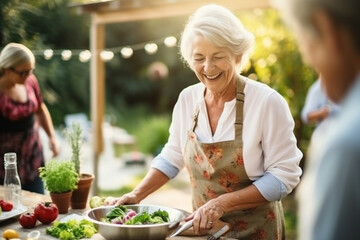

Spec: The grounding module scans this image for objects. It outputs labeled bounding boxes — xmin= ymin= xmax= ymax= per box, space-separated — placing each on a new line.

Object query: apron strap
xmin=235 ymin=77 xmax=246 ymax=139
xmin=191 ymin=77 xmax=245 ymax=138
xmin=191 ymin=105 xmax=200 ymax=132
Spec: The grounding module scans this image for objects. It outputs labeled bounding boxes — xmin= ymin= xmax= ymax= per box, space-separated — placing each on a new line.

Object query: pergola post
xmin=90 ymin=18 xmax=105 ymax=196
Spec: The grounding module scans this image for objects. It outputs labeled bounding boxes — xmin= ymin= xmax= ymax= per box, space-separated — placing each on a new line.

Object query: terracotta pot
xmin=71 ymin=173 xmax=94 ymax=209
xmin=50 ymin=191 xmax=72 ymax=214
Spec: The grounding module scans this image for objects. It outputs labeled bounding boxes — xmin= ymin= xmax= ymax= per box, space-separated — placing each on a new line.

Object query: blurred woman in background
xmin=0 ymin=43 xmax=59 ymax=194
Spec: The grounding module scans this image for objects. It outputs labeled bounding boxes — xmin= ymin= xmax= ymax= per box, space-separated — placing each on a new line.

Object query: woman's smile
xmin=204 ymin=72 xmax=222 ymax=80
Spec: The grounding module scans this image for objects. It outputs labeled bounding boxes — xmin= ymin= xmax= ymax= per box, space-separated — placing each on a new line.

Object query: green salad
xmin=46 ymin=219 xmax=97 ymax=240
xmin=101 ymin=206 xmax=170 ymax=225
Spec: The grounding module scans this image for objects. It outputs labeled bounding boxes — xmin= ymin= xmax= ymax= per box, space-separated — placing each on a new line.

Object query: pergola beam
xmin=90 ymin=0 xmax=271 ymax=25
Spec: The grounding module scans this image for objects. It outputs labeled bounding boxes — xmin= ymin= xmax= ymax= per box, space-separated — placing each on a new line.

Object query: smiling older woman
xmin=108 ymin=4 xmax=302 ymax=239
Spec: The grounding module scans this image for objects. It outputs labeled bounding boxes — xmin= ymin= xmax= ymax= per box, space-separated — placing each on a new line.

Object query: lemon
xmin=2 ymin=229 xmax=19 ymax=239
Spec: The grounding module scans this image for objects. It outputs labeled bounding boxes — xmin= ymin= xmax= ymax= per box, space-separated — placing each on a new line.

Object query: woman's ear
xmin=236 ymin=55 xmax=242 ymax=65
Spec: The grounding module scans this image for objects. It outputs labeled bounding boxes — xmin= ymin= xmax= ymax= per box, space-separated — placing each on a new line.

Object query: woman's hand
xmin=185 ymin=198 xmax=225 ymax=234
xmin=49 ymin=137 xmax=59 ymax=157
xmin=103 ymin=168 xmax=170 ymax=206
xmin=103 ymin=192 xmax=140 ymax=206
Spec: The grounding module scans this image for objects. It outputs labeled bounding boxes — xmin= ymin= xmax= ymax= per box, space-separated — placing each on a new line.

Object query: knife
xmin=169 ymin=219 xmax=194 ymax=238
xmin=207 ymin=224 xmax=230 ymax=240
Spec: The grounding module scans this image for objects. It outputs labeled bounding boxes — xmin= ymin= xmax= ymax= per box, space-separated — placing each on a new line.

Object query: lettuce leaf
xmin=105 ymin=205 xmax=128 ymax=219
xmin=102 ymin=206 xmax=170 ymax=225
xmin=46 ymin=219 xmax=97 ymax=240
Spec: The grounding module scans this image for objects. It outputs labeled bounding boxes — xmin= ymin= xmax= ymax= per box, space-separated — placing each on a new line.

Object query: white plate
xmin=0 ymin=205 xmax=27 ymax=222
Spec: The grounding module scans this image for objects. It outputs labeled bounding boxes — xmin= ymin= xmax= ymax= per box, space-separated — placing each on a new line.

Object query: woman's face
xmin=8 ymin=61 xmax=33 ymax=85
xmin=293 ymin=12 xmax=355 ymax=103
xmin=190 ymin=35 xmax=240 ymax=94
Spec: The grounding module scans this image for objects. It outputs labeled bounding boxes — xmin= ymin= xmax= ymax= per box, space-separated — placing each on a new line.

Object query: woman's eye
xmin=194 ymin=58 xmax=204 ymax=62
xmin=215 ymin=56 xmax=224 ymax=60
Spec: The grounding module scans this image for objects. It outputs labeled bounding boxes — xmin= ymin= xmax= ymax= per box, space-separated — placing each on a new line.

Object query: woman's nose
xmin=204 ymin=59 xmax=215 ymax=71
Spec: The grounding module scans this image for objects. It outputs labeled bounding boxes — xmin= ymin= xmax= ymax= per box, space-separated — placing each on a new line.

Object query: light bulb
xmin=144 ymin=43 xmax=158 ymax=55
xmin=79 ymin=50 xmax=92 ymax=62
xmin=164 ymin=36 xmax=177 ymax=47
xmin=100 ymin=50 xmax=114 ymax=61
xmin=44 ymin=49 xmax=53 ymax=60
xmin=120 ymin=47 xmax=133 ymax=59
xmin=61 ymin=50 xmax=72 ymax=61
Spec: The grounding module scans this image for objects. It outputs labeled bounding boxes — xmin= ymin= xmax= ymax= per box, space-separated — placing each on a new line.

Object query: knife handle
xmin=207 ymin=224 xmax=230 ymax=240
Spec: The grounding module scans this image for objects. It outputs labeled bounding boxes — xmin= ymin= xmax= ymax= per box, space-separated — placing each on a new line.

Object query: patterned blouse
xmin=0 ymin=75 xmax=44 ymax=185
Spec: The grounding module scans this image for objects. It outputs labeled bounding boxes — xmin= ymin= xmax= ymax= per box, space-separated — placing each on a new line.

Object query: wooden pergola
xmin=70 ymin=0 xmax=271 ymax=194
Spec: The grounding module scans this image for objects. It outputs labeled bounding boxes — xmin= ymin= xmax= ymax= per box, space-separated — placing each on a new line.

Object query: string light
xmin=79 ymin=50 xmax=92 ymax=62
xmin=33 ymin=35 xmax=178 ymax=62
xmin=144 ymin=43 xmax=158 ymax=55
xmin=44 ymin=49 xmax=53 ymax=60
xmin=164 ymin=36 xmax=177 ymax=47
xmin=100 ymin=50 xmax=114 ymax=61
xmin=120 ymin=47 xmax=133 ymax=59
xmin=61 ymin=50 xmax=72 ymax=61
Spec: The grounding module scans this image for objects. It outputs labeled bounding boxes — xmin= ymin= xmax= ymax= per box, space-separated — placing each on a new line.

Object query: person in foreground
xmin=277 ymin=0 xmax=360 ymax=239
xmin=0 ymin=43 xmax=59 ymax=194
xmin=107 ymin=4 xmax=302 ymax=239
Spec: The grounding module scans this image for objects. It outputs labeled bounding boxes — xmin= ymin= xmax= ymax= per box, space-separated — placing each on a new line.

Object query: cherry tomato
xmin=0 ymin=201 xmax=13 ymax=211
xmin=34 ymin=202 xmax=59 ymax=224
xmin=19 ymin=212 xmax=37 ymax=228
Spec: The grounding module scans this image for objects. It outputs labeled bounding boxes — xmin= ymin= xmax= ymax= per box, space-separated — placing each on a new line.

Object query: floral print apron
xmin=183 ymin=77 xmax=285 ymax=239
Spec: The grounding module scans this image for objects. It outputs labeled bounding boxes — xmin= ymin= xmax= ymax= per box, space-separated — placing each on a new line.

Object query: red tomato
xmin=19 ymin=212 xmax=37 ymax=228
xmin=0 ymin=201 xmax=13 ymax=211
xmin=34 ymin=202 xmax=59 ymax=224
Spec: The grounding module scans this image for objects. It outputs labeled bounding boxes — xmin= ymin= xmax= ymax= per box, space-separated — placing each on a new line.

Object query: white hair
xmin=179 ymin=4 xmax=254 ymax=72
xmin=0 ymin=43 xmax=35 ymax=76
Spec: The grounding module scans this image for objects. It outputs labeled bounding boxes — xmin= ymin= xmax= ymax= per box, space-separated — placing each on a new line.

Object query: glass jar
xmin=3 ymin=152 xmax=22 ymax=208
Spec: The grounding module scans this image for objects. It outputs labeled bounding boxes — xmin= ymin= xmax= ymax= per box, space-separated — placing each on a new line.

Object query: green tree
xmin=239 ymin=9 xmax=317 ymax=164
xmin=0 ymin=0 xmax=90 ymax=126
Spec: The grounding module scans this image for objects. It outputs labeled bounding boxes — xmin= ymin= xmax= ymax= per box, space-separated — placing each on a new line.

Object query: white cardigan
xmin=152 ymin=77 xmax=303 ymax=201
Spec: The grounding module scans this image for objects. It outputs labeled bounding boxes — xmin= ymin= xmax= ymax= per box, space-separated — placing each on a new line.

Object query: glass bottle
xmin=3 ymin=152 xmax=22 ymax=208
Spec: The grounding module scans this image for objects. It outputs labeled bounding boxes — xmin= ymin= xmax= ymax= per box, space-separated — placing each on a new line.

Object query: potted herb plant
xmin=39 ymin=159 xmax=78 ymax=213
xmin=65 ymin=122 xmax=94 ymax=209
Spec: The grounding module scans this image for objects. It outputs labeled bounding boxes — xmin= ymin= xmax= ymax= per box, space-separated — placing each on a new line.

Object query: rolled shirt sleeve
xmin=151 ymin=155 xmax=179 ymax=179
xmin=253 ymin=172 xmax=288 ymax=201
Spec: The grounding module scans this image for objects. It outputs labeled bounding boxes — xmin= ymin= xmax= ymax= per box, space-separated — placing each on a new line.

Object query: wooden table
xmin=0 ymin=187 xmax=96 ymax=240
xmin=0 ymin=187 xmax=231 ymax=240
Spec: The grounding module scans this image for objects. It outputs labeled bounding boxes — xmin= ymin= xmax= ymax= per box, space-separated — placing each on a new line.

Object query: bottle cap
xmin=4 ymin=152 xmax=17 ymax=167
